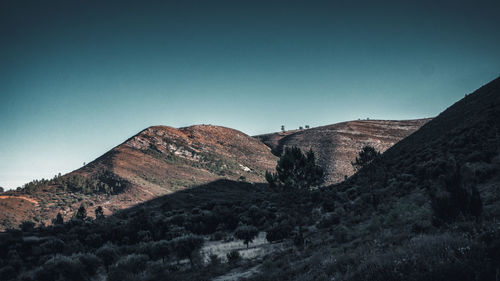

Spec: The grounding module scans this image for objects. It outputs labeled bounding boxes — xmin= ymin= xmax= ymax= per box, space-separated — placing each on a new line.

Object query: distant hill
xmin=255 ymin=119 xmax=430 ymax=183
xmin=0 ymin=125 xmax=277 ymax=230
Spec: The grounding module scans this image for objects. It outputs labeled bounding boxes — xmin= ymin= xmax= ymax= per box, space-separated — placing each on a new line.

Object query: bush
xmin=234 ymin=225 xmax=259 ymax=248
xmin=226 ymin=250 xmax=241 ymax=264
xmin=317 ymin=213 xmax=340 ymax=229
xmin=96 ymin=243 xmax=118 ymax=269
xmin=171 ymin=235 xmax=204 ymax=266
xmin=19 ymin=221 xmax=35 ymax=232
xmin=108 ymin=254 xmax=148 ymax=281
xmin=266 ymin=222 xmax=293 ymax=242
xmin=429 ymin=158 xmax=483 ymax=224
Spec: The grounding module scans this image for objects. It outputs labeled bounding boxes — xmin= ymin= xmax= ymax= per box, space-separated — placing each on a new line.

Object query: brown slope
xmin=255 ymin=119 xmax=430 ymax=184
xmin=0 ymin=125 xmax=277 ymax=230
xmin=78 ymin=125 xmax=277 ymax=195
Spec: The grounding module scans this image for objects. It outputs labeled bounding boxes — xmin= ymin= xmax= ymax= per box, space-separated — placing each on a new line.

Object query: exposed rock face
xmin=255 ymin=119 xmax=431 ymax=184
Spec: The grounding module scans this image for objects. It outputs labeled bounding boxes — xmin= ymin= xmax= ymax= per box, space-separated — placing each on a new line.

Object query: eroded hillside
xmin=255 ymin=119 xmax=430 ymax=183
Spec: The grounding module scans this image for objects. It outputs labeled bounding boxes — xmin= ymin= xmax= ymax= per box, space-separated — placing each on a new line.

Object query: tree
xmin=171 ymin=235 xmax=204 ymax=267
xmin=152 ymin=240 xmax=170 ymax=263
xmin=52 ymin=213 xmax=64 ymax=225
xmin=266 ymin=222 xmax=292 ymax=243
xmin=234 ymin=225 xmax=259 ymax=248
xmin=0 ymin=186 xmax=4 ymax=193
xmin=19 ymin=221 xmax=35 ymax=232
xmin=266 ymin=146 xmax=324 ymax=189
xmin=352 ymin=145 xmax=380 ymax=171
xmin=95 ymin=206 xmax=105 ymax=220
xmin=75 ymin=204 xmax=87 ymax=221
xmin=96 ymin=243 xmax=118 ymax=271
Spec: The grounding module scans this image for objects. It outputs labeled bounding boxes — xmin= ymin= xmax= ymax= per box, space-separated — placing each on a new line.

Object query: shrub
xmin=234 ymin=225 xmax=259 ymax=248
xmin=266 ymin=222 xmax=293 ymax=242
xmin=317 ymin=213 xmax=340 ymax=229
xmin=96 ymin=243 xmax=118 ymax=269
xmin=19 ymin=221 xmax=35 ymax=232
xmin=226 ymin=250 xmax=241 ymax=265
xmin=171 ymin=235 xmax=204 ymax=266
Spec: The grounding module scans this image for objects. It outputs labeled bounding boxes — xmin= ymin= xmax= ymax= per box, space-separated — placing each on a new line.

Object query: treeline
xmin=21 ymin=171 xmax=127 ymax=195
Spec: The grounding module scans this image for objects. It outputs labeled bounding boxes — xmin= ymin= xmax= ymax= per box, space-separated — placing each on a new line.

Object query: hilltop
xmin=0 ymin=125 xmax=278 ymax=230
xmin=255 ymin=119 xmax=430 ymax=183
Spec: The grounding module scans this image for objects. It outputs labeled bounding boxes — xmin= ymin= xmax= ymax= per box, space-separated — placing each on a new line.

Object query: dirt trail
xmin=0 ymin=196 xmax=38 ymax=204
xmin=212 ymin=265 xmax=261 ymax=281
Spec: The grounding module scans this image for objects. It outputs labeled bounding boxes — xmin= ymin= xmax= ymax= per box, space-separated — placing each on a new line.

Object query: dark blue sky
xmin=1 ymin=0 xmax=499 ymax=189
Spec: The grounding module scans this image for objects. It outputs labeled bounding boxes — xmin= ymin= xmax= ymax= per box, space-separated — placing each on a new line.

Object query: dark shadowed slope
xmin=343 ymin=76 xmax=500 ymax=220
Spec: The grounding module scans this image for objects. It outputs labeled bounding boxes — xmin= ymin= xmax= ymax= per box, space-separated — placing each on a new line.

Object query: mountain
xmin=0 ymin=125 xmax=278 ymax=230
xmin=1 ymin=77 xmax=499 ymax=281
xmin=255 ymin=119 xmax=430 ymax=183
xmin=0 ymin=119 xmax=430 ymax=230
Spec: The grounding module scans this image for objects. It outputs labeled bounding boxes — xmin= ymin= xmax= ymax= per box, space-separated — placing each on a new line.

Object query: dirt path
xmin=0 ymin=195 xmax=38 ymax=204
xmin=212 ymin=265 xmax=261 ymax=281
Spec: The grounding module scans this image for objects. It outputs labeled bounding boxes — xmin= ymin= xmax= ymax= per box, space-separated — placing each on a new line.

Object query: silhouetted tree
xmin=235 ymin=225 xmax=259 ymax=248
xmin=0 ymin=186 xmax=4 ymax=192
xmin=95 ymin=206 xmax=105 ymax=220
xmin=52 ymin=213 xmax=64 ymax=225
xmin=19 ymin=221 xmax=35 ymax=232
xmin=352 ymin=145 xmax=380 ymax=171
xmin=266 ymin=147 xmax=324 ymax=189
xmin=75 ymin=204 xmax=87 ymax=221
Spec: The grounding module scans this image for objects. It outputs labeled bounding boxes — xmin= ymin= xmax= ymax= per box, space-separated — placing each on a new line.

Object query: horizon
xmin=1 ymin=0 xmax=500 ymax=189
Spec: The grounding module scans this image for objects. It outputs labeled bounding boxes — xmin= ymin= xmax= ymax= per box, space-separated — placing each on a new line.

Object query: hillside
xmin=0 ymin=125 xmax=277 ymax=230
xmin=255 ymin=119 xmax=430 ymax=183
xmin=1 ymin=77 xmax=499 ymax=281
xmin=248 ymin=76 xmax=500 ymax=280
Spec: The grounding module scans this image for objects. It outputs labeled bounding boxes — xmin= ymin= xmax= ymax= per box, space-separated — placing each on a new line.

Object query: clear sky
xmin=1 ymin=0 xmax=499 ymax=190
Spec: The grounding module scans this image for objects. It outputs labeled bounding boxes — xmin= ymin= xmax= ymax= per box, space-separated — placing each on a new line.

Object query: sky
xmin=1 ymin=0 xmax=499 ymax=190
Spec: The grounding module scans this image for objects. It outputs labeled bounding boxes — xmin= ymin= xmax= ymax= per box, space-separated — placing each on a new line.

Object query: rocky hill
xmin=255 ymin=119 xmax=430 ymax=183
xmin=0 ymin=125 xmax=277 ymax=230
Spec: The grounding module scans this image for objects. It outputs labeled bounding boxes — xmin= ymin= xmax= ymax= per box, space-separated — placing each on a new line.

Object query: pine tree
xmin=352 ymin=145 xmax=380 ymax=171
xmin=266 ymin=146 xmax=324 ymax=189
xmin=95 ymin=206 xmax=105 ymax=220
xmin=52 ymin=213 xmax=64 ymax=225
xmin=75 ymin=204 xmax=87 ymax=221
